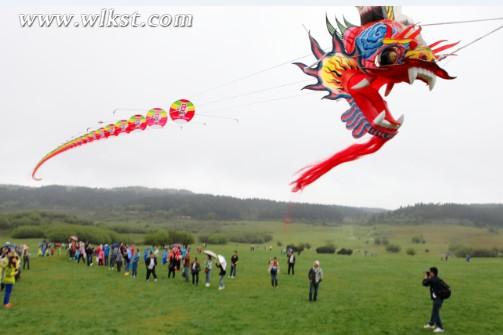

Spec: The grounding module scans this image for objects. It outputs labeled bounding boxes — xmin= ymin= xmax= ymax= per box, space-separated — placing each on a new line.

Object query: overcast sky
xmin=1 ymin=5 xmax=502 ymax=209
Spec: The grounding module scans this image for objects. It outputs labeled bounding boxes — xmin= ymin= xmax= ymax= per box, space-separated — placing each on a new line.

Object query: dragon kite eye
xmin=378 ymin=47 xmax=400 ymax=66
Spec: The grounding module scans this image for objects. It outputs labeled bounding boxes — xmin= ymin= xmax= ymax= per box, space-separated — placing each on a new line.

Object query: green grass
xmin=1 ymin=223 xmax=503 ymax=334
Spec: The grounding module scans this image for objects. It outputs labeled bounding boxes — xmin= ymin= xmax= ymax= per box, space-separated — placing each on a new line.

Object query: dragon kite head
xmin=292 ymin=6 xmax=457 ymax=191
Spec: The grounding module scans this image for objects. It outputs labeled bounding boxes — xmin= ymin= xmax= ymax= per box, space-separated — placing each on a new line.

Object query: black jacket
xmin=191 ymin=261 xmax=201 ymax=273
xmin=422 ymin=276 xmax=443 ymax=300
xmin=145 ymin=257 xmax=158 ymax=268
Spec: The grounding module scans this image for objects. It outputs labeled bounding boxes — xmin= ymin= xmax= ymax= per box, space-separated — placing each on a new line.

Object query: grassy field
xmin=1 ymin=222 xmax=503 ymax=334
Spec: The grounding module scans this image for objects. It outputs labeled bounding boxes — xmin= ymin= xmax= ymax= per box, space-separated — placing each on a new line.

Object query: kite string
xmin=197 ymin=17 xmax=503 ymax=109
xmin=94 ymin=16 xmax=503 ymax=124
xmin=421 ymin=17 xmax=503 ymax=27
xmin=444 ymin=23 xmax=503 ymax=56
xmin=193 ymin=16 xmax=503 ymax=100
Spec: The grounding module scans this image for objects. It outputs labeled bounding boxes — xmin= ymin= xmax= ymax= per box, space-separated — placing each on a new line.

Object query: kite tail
xmin=291 ymin=136 xmax=387 ymax=192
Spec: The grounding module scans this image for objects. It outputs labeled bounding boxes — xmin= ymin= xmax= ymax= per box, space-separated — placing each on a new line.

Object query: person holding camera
xmin=422 ymin=267 xmax=450 ymax=333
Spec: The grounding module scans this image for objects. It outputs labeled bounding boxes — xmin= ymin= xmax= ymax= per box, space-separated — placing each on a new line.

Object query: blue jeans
xmin=205 ymin=270 xmax=211 ymax=284
xmin=430 ymin=298 xmax=444 ymax=329
xmin=309 ymin=282 xmax=319 ymax=301
xmin=271 ymin=273 xmax=278 ymax=287
xmin=3 ymin=284 xmax=13 ymax=305
xmin=230 ymin=264 xmax=237 ymax=277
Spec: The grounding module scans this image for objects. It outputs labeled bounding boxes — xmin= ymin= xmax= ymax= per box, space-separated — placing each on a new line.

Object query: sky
xmin=1 ymin=5 xmax=502 ymax=209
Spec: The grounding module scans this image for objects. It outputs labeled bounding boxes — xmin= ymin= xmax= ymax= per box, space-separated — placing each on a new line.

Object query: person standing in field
xmin=268 ymin=257 xmax=280 ymax=288
xmin=162 ymin=247 xmax=168 ymax=266
xmin=116 ymin=249 xmax=123 ymax=273
xmin=131 ymin=249 xmax=140 ymax=279
xmin=183 ymin=252 xmax=191 ymax=282
xmin=145 ymin=252 xmax=158 ymax=282
xmin=124 ymin=245 xmax=132 ymax=276
xmin=104 ymin=244 xmax=110 ymax=267
xmin=2 ymin=255 xmax=18 ymax=308
xmin=168 ymin=250 xmax=177 ymax=279
xmin=98 ymin=245 xmax=105 ymax=266
xmin=109 ymin=246 xmax=117 ymax=270
xmin=204 ymin=255 xmax=213 ymax=287
xmin=22 ymin=246 xmax=30 ymax=271
xmin=423 ymin=267 xmax=450 ymax=333
xmin=229 ymin=251 xmax=239 ymax=279
xmin=0 ymin=247 xmax=8 ymax=292
xmin=191 ymin=257 xmax=201 ymax=285
xmin=287 ymin=251 xmax=296 ymax=275
xmin=308 ymin=260 xmax=323 ymax=302
xmin=85 ymin=243 xmax=93 ymax=266
xmin=216 ymin=256 xmax=226 ymax=290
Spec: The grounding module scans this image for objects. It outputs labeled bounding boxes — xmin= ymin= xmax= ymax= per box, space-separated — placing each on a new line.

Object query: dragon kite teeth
xmin=291 ymin=6 xmax=457 ymax=192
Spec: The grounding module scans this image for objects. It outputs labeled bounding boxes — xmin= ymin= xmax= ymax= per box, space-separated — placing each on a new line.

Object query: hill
xmin=369 ymin=203 xmax=503 ymax=227
xmin=1 ymin=185 xmax=502 ymax=228
xmin=0 ymin=185 xmax=379 ymax=223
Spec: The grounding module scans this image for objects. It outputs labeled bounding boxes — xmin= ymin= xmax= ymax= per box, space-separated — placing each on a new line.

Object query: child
xmin=2 ymin=255 xmax=18 ymax=308
xmin=145 ymin=252 xmax=158 ymax=282
xmin=116 ymin=250 xmax=123 ymax=273
xmin=216 ymin=257 xmax=226 ymax=290
xmin=168 ymin=251 xmax=176 ymax=279
xmin=131 ymin=249 xmax=140 ymax=278
xmin=268 ymin=257 xmax=280 ymax=288
xmin=183 ymin=253 xmax=190 ymax=282
xmin=162 ymin=248 xmax=168 ymax=266
xmin=191 ymin=257 xmax=201 ymax=285
xmin=204 ymin=255 xmax=212 ymax=287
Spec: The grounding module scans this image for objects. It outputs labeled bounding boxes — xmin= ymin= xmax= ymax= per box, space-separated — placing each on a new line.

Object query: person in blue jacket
xmin=131 ymin=249 xmax=140 ymax=279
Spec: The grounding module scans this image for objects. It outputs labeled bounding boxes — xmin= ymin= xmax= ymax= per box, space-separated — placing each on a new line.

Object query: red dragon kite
xmin=292 ymin=6 xmax=458 ymax=191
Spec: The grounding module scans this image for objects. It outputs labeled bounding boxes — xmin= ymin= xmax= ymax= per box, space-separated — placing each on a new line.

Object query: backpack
xmin=437 ymin=279 xmax=451 ymax=300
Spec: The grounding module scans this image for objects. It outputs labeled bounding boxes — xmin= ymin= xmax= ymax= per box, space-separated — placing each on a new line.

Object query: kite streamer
xmin=31 ymin=99 xmax=197 ymax=181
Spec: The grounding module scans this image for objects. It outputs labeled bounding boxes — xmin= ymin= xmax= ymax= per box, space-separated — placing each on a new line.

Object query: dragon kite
xmin=292 ymin=6 xmax=458 ymax=191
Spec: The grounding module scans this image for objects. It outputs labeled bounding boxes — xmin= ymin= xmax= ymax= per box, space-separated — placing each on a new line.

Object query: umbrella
xmin=217 ymin=254 xmax=227 ymax=271
xmin=69 ymin=236 xmax=78 ymax=241
xmin=203 ymin=250 xmax=217 ymax=258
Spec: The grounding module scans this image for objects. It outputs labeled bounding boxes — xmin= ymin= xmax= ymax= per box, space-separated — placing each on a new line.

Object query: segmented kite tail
xmin=291 ymin=136 xmax=387 ymax=192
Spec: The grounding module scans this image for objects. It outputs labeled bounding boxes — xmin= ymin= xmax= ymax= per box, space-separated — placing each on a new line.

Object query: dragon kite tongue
xmin=291 ymin=6 xmax=457 ymax=192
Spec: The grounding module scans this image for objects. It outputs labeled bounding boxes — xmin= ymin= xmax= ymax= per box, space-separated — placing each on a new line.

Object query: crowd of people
xmin=66 ymin=240 xmax=241 ymax=290
xmin=2 ymin=238 xmax=451 ymax=333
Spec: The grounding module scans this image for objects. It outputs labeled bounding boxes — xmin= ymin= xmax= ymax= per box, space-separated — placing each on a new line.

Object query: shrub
xmin=374 ymin=237 xmax=390 ymax=246
xmin=276 ymin=241 xmax=282 ymax=247
xmin=110 ymin=224 xmax=149 ymax=234
xmin=406 ymin=248 xmax=416 ymax=256
xmin=11 ymin=225 xmax=46 ymax=239
xmin=337 ymin=248 xmax=353 ymax=255
xmin=46 ymin=225 xmax=118 ymax=244
xmin=168 ymin=231 xmax=195 ymax=245
xmin=228 ymin=232 xmax=273 ymax=244
xmin=0 ymin=216 xmax=11 ymax=229
xmin=316 ymin=245 xmax=336 ymax=254
xmin=199 ymin=233 xmax=227 ymax=245
xmin=386 ymin=244 xmax=401 ymax=253
xmin=144 ymin=230 xmax=170 ymax=245
xmin=411 ymin=235 xmax=426 ymax=244
xmin=450 ymin=245 xmax=499 ymax=258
